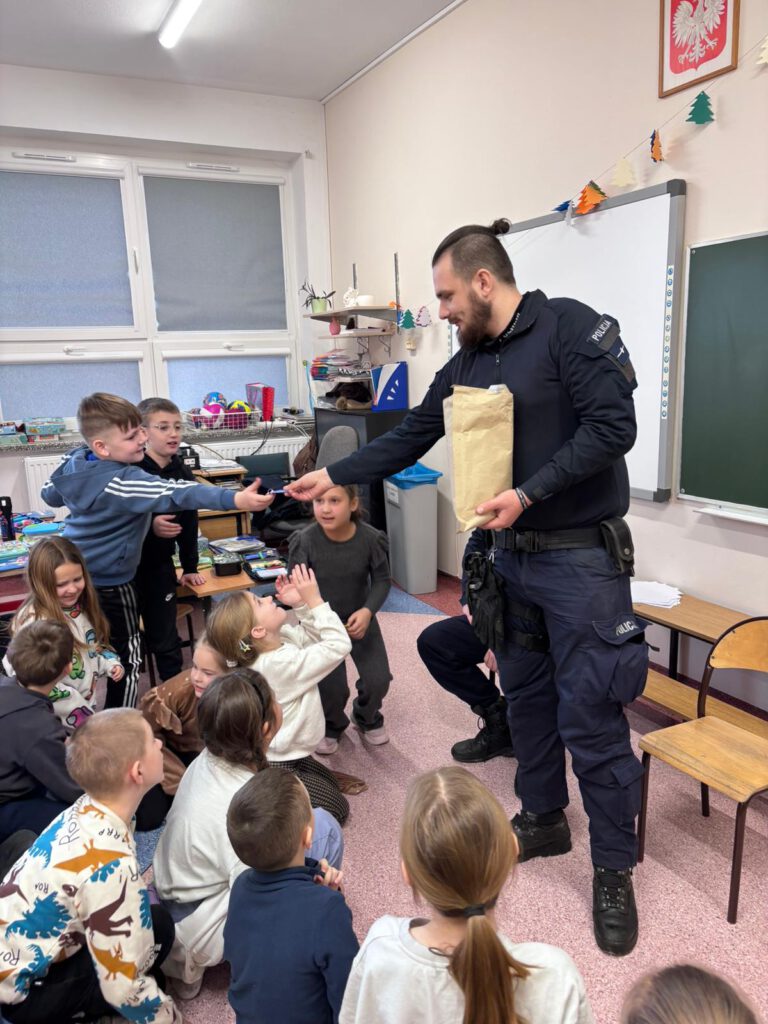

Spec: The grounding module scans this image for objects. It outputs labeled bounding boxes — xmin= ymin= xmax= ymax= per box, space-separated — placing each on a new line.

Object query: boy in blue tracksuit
xmin=41 ymin=393 xmax=273 ymax=709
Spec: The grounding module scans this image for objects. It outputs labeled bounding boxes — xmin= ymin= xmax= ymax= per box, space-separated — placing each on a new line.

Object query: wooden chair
xmin=637 ymin=616 xmax=768 ymax=923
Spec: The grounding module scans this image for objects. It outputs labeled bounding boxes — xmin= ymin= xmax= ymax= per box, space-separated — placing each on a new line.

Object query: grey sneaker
xmin=360 ymin=724 xmax=389 ymax=745
xmin=316 ymin=736 xmax=339 ymax=755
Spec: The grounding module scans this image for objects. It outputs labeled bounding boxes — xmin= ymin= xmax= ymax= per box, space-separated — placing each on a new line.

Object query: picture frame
xmin=659 ymin=0 xmax=740 ymax=98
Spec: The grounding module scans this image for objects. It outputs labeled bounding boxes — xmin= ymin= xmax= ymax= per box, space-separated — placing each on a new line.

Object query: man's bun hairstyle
xmin=432 ymin=218 xmax=515 ymax=285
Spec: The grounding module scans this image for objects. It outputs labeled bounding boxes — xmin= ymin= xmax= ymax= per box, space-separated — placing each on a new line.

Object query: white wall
xmin=324 ymin=0 xmax=768 ymax=702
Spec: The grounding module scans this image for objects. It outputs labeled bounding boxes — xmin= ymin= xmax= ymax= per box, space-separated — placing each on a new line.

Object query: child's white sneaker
xmin=360 ymin=725 xmax=389 ymax=746
xmin=316 ymin=736 xmax=339 ymax=755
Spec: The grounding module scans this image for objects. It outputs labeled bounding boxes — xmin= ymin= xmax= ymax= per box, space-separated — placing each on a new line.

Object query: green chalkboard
xmin=680 ymin=233 xmax=768 ymax=511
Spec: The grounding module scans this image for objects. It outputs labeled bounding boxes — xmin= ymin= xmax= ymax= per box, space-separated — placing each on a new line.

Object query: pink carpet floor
xmin=173 ymin=606 xmax=768 ymax=1024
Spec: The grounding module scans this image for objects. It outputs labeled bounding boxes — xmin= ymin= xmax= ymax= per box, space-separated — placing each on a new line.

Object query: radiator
xmin=24 ymin=455 xmax=69 ymax=520
xmin=192 ymin=435 xmax=306 ymax=465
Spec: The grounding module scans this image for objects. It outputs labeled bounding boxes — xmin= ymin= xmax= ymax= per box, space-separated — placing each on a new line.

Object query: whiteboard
xmin=502 ymin=181 xmax=686 ymax=502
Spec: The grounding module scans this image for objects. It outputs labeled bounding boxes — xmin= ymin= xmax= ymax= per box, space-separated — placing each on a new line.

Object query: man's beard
xmin=457 ymin=292 xmax=493 ymax=352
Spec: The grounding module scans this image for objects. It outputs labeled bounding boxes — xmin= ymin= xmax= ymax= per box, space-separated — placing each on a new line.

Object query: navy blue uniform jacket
xmin=330 ymin=290 xmax=637 ymax=532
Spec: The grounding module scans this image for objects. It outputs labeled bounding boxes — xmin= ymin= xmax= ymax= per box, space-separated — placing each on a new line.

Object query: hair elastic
xmin=462 ymin=905 xmax=486 ymax=918
xmin=225 ymin=659 xmax=238 ymax=668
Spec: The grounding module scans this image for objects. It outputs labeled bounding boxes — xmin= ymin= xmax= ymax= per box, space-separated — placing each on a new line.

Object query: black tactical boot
xmin=593 ymin=866 xmax=638 ymax=956
xmin=510 ymin=809 xmax=572 ymax=862
xmin=451 ymin=698 xmax=514 ymax=763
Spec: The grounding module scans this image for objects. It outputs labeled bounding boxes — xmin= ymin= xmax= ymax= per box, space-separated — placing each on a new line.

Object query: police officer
xmin=286 ymin=220 xmax=648 ymax=956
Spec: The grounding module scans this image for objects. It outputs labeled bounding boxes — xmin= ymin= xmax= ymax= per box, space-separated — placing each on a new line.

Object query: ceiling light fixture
xmin=158 ymin=0 xmax=204 ymax=49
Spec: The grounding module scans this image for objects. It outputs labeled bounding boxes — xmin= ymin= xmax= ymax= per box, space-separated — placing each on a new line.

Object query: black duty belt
xmin=493 ymin=526 xmax=603 ymax=553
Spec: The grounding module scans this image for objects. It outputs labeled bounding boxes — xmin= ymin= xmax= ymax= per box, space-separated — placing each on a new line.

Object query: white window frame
xmin=0 ymin=145 xmax=304 ymax=408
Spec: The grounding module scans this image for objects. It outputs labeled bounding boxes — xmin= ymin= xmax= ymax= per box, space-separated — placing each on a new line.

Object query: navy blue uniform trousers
xmin=493 ymin=545 xmax=647 ymax=870
xmin=417 ymin=614 xmax=501 ymax=708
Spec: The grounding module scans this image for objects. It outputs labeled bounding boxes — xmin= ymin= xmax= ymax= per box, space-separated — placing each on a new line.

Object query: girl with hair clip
xmin=153 ymin=668 xmax=344 ymax=1000
xmin=204 ymin=564 xmax=356 ymax=825
xmin=340 ymin=766 xmax=594 ymax=1024
xmin=5 ymin=536 xmax=123 ymax=729
xmin=622 ymin=964 xmax=759 ymax=1024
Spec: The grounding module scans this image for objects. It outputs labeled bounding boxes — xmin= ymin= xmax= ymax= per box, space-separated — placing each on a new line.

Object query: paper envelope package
xmin=443 ymin=384 xmax=514 ymax=531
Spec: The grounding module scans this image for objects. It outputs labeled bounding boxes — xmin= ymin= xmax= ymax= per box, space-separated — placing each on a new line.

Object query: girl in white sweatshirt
xmin=205 ymin=564 xmax=352 ymax=823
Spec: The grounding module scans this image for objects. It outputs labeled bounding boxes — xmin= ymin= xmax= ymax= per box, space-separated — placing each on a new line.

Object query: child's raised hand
xmin=289 ymin=564 xmax=322 ymax=608
xmin=234 ymin=478 xmax=276 ymax=512
xmin=274 ymin=572 xmax=302 ymax=607
xmin=346 ymin=607 xmax=372 ymax=640
xmin=313 ymin=858 xmax=344 ymax=891
xmin=109 ymin=663 xmax=125 ymax=682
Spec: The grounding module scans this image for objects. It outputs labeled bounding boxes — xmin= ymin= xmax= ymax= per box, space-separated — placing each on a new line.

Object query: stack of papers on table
xmin=630 ymin=581 xmax=682 ymax=608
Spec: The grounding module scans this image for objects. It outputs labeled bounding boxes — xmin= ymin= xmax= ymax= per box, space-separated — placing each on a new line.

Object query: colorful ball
xmin=227 ymin=400 xmax=251 ymax=413
xmin=203 ymin=391 xmax=227 ymax=407
xmin=201 ymin=402 xmax=225 ymax=427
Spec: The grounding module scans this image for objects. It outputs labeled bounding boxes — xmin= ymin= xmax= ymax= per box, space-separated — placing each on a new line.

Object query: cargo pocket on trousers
xmin=611 ymin=757 xmax=645 ymax=824
xmin=592 ymin=614 xmax=649 ymax=706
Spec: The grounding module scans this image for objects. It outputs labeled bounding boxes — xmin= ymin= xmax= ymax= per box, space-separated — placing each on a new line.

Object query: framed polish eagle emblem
xmin=659 ymin=0 xmax=740 ymax=98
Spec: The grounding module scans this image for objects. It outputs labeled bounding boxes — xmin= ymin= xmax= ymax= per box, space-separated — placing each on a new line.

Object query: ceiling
xmin=0 ymin=0 xmax=463 ymax=102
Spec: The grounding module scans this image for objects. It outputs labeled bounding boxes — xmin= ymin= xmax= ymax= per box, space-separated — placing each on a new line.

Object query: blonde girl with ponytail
xmin=340 ymin=766 xmax=594 ymax=1024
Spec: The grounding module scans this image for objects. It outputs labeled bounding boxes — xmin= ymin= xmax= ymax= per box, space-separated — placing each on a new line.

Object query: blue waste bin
xmin=384 ymin=463 xmax=443 ymax=595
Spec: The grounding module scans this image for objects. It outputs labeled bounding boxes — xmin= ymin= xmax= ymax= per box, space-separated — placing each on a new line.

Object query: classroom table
xmin=633 ymin=594 xmax=749 ymax=679
xmin=177 ymin=566 xmax=255 ymax=614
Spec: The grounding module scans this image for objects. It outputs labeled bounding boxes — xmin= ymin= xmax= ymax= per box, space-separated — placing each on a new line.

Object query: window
xmin=0 ymin=170 xmax=132 ymax=329
xmin=0 ymin=147 xmax=302 ymax=423
xmin=143 ymin=176 xmax=287 ymax=331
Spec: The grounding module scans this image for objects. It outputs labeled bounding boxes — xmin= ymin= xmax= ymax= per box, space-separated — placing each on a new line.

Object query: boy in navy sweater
xmin=42 ymin=393 xmax=273 ymax=708
xmin=223 ymin=769 xmax=358 ymax=1024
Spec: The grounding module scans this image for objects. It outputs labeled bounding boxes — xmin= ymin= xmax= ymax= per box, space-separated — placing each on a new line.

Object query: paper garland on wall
xmin=611 ymin=158 xmax=636 ymax=188
xmin=756 ymin=36 xmax=768 ymax=65
xmin=650 ymin=130 xmax=664 ymax=162
xmin=575 ymin=180 xmax=607 ymax=215
xmin=687 ymin=91 xmax=714 ymax=124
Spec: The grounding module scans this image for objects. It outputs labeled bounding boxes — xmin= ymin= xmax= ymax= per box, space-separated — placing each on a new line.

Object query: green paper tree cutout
xmin=687 ymin=91 xmax=714 ymax=124
xmin=400 ymin=309 xmax=415 ymax=329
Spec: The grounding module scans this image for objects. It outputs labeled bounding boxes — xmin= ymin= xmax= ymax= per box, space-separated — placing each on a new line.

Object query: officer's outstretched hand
xmin=284 ymin=467 xmax=333 ymax=502
xmin=234 ymin=478 xmax=276 ymax=512
xmin=476 ymin=488 xmax=525 ymax=531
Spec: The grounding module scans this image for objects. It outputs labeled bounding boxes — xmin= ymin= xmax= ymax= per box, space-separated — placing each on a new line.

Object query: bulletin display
xmin=678 ymin=231 xmax=768 ymax=515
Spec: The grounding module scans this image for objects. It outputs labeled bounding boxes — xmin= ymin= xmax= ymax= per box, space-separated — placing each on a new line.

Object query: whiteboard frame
xmin=498 ymin=180 xmax=686 ymax=502
xmin=676 ymin=227 xmax=768 ymax=521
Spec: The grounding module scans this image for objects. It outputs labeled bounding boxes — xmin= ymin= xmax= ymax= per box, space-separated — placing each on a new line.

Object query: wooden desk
xmin=177 ymin=566 xmax=254 ymax=614
xmin=193 ymin=465 xmax=248 ymax=541
xmin=633 ymin=595 xmax=748 ymax=679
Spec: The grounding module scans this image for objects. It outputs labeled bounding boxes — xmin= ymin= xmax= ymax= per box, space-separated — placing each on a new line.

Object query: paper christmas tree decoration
xmin=398 ymin=308 xmax=415 ymax=329
xmin=415 ymin=305 xmax=432 ymax=328
xmin=553 ymin=199 xmax=571 ymax=212
xmin=612 ymin=158 xmax=636 ymax=188
xmin=574 ymin=180 xmax=607 ymax=215
xmin=650 ymin=130 xmax=664 ymax=162
xmin=687 ymin=91 xmax=714 ymax=124
xmin=757 ymin=35 xmax=768 ymax=65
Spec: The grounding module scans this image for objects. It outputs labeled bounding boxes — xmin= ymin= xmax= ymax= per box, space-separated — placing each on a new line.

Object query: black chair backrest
xmin=236 ymin=452 xmax=291 ymax=488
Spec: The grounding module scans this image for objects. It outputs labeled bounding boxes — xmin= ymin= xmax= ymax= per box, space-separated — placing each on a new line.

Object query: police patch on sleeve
xmin=588 ymin=315 xmax=636 ymax=384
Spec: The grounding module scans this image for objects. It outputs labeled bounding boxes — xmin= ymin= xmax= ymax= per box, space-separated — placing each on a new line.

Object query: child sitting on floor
xmin=5 ymin=537 xmax=123 ymax=730
xmin=137 ymin=633 xmax=226 ymax=831
xmin=340 ymin=765 xmax=594 ymax=1024
xmin=622 ymin=964 xmax=759 ymax=1024
xmin=204 ymin=565 xmax=353 ymax=824
xmin=224 ymin=768 xmax=359 ymax=1024
xmin=0 ymin=621 xmax=83 ymax=842
xmin=153 ymin=669 xmax=344 ymax=1001
xmin=0 ymin=709 xmax=180 ymax=1024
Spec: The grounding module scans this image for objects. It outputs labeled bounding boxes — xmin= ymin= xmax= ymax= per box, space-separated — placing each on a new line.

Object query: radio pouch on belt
xmin=600 ymin=516 xmax=635 ymax=576
xmin=463 ymin=552 xmax=506 ymax=651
